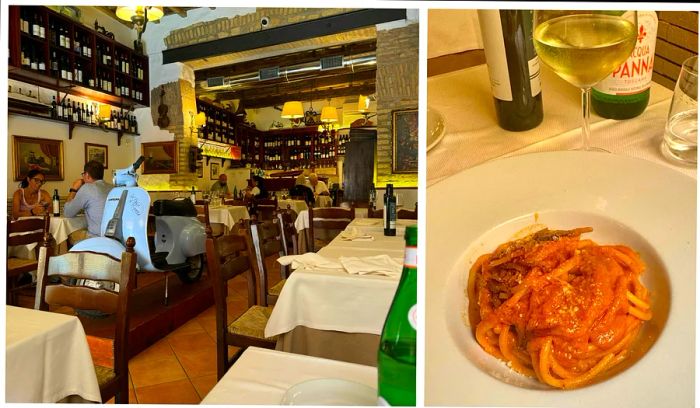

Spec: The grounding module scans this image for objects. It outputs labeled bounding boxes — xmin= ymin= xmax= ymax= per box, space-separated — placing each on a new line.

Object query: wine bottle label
xmin=404 ymin=246 xmax=417 ymax=268
xmin=528 ymin=57 xmax=542 ymax=97
xmin=479 ymin=10 xmax=512 ymax=101
xmin=408 ymin=304 xmax=417 ymax=330
xmin=594 ymin=11 xmax=657 ymax=97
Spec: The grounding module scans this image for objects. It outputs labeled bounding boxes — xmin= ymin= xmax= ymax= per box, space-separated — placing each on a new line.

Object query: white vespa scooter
xmin=71 ymin=156 xmax=206 ymax=287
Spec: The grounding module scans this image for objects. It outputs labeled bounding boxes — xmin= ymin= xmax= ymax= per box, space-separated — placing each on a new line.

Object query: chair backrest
xmin=289 ymin=185 xmax=315 ymax=206
xmin=245 ymin=219 xmax=283 ymax=307
xmin=308 ymin=206 xmax=355 ymax=252
xmin=276 ymin=207 xmax=299 ymax=257
xmin=252 ymin=196 xmax=278 ymax=221
xmin=367 ymin=207 xmax=383 ymax=219
xmin=194 ymin=200 xmax=214 ymax=237
xmin=397 ymin=202 xmax=418 ymax=220
xmin=7 ymin=214 xmax=51 ymax=249
xmin=35 ymin=237 xmax=137 ymax=398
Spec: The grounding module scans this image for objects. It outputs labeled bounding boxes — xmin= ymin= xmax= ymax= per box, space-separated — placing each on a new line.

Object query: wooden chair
xmin=35 ymin=237 xmax=137 ymax=404
xmin=277 ymin=206 xmax=300 ymax=262
xmin=307 ymin=206 xmax=355 ymax=252
xmin=6 ymin=214 xmax=51 ymax=305
xmin=206 ymin=223 xmax=276 ymax=380
xmin=252 ymin=196 xmax=278 ymax=221
xmin=247 ymin=219 xmax=287 ymax=305
xmin=195 ymin=199 xmax=225 ymax=238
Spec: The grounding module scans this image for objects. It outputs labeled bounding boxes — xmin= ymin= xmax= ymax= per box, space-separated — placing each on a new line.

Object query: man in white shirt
xmin=309 ymin=173 xmax=330 ymax=197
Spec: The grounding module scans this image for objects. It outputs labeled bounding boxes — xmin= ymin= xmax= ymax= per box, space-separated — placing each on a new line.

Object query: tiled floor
xmin=115 ymin=256 xmax=283 ymax=404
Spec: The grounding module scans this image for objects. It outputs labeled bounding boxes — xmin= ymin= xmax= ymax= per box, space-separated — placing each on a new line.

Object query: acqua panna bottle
xmin=378 ymin=224 xmax=417 ymax=406
xmin=478 ymin=9 xmax=544 ymax=131
xmin=592 ymin=11 xmax=658 ymax=119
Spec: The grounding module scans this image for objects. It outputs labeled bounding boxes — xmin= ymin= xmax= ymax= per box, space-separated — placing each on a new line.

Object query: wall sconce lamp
xmin=358 ymin=94 xmax=371 ymax=112
xmin=281 ymin=101 xmax=304 ymax=127
xmin=96 ymin=104 xmax=112 ymax=131
xmin=115 ymin=6 xmax=164 ymax=52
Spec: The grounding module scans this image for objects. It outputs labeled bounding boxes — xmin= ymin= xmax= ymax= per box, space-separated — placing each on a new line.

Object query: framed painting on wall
xmin=196 ymin=162 xmax=203 ymax=178
xmin=13 ymin=136 xmax=64 ymax=181
xmin=391 ymin=108 xmax=418 ymax=173
xmin=85 ymin=143 xmax=108 ymax=169
xmin=142 ymin=141 xmax=178 ymax=174
xmin=210 ymin=162 xmax=220 ymax=179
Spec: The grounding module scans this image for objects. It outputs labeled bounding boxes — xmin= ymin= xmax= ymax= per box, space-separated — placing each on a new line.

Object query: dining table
xmin=5 ymin=305 xmax=101 ymax=403
xmin=200 ymin=347 xmax=377 ymax=405
xmin=265 ymin=218 xmax=414 ymax=366
xmin=206 ymin=205 xmax=250 ymax=232
xmin=8 ymin=215 xmax=87 ymax=259
xmin=277 ymin=198 xmax=308 ymax=214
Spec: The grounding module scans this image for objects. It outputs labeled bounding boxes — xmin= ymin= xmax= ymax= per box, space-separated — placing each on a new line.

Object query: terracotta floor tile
xmin=190 ymin=374 xmax=218 ymax=399
xmin=129 ymin=355 xmax=187 ymax=388
xmin=167 ymin=331 xmax=216 ymax=356
xmin=168 ymin=318 xmax=205 ymax=337
xmin=197 ymin=316 xmax=217 ymax=340
xmin=175 ymin=347 xmax=217 ymax=378
xmin=129 ymin=338 xmax=174 ymax=366
xmin=134 ymin=378 xmax=201 ymax=404
xmin=196 ymin=305 xmax=216 ymax=320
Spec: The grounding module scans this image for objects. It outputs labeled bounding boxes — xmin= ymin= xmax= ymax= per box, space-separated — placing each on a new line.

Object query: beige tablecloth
xmin=200 ymin=347 xmax=377 ymax=405
xmin=6 ymin=306 xmax=101 ymax=403
xmin=278 ymin=199 xmax=308 ymax=214
xmin=427 ymin=63 xmax=692 ymax=186
xmin=208 ymin=205 xmax=250 ymax=231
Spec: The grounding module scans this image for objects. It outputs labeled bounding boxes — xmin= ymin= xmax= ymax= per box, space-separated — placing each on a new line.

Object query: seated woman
xmin=12 ymin=169 xmax=51 ymax=219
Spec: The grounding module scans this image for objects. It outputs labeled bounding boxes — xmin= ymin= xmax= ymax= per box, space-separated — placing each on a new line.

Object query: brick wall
xmin=653 ymin=11 xmax=698 ymax=90
xmin=375 ymin=23 xmax=419 ymax=187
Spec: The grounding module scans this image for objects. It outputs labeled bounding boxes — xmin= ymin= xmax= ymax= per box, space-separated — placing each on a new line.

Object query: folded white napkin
xmin=277 ymin=253 xmax=342 ymax=270
xmin=339 ymin=255 xmax=403 ymax=278
xmin=339 ymin=227 xmax=374 ymax=241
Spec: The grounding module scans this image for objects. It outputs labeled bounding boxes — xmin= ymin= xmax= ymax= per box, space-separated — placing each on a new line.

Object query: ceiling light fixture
xmin=281 ymin=101 xmax=304 ymax=127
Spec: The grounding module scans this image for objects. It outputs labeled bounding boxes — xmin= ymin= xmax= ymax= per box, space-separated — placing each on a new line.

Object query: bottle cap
xmin=404 ymin=224 xmax=417 ymax=246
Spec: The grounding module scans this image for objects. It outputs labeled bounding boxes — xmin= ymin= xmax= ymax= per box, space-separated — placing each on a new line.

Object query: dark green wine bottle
xmin=478 ymin=10 xmax=543 ymax=131
xmin=378 ymin=225 xmax=417 ymax=406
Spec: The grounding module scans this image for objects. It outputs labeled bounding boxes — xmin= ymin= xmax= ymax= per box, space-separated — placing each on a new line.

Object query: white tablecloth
xmin=208 ymin=205 xmax=250 ymax=231
xmin=427 ymin=63 xmax=694 ymax=186
xmin=265 ymin=224 xmax=405 ymax=338
xmin=6 ymin=306 xmax=101 ymax=403
xmin=201 ymin=347 xmax=377 ymax=405
xmin=315 ymin=195 xmax=333 ymax=208
xmin=278 ymin=199 xmax=308 ymax=214
xmin=8 ymin=216 xmax=87 ymax=259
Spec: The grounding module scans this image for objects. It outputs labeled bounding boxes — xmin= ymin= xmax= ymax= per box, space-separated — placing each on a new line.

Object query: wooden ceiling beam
xmin=223 ymin=83 xmax=377 ymax=109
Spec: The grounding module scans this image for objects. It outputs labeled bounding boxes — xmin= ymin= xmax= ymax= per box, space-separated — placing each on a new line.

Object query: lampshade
xmin=320 ymin=106 xmax=338 ymax=123
xmin=281 ymin=101 xmax=304 ymax=119
xmin=116 ymin=6 xmax=164 ymax=22
xmin=99 ymin=104 xmax=112 ymax=120
xmin=195 ymin=112 xmax=206 ymax=127
xmin=358 ymin=94 xmax=371 ymax=112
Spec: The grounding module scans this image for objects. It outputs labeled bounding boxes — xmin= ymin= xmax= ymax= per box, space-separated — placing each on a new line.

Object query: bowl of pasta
xmin=426 ymin=151 xmax=694 ymax=407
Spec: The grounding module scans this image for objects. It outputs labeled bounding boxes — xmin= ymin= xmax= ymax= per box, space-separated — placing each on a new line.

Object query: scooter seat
xmin=152 ymin=199 xmax=198 ymax=217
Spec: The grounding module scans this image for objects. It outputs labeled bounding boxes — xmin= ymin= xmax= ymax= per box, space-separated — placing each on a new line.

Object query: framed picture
xmin=210 ymin=162 xmax=220 ymax=179
xmin=142 ymin=141 xmax=178 ymax=174
xmin=85 ymin=143 xmax=108 ymax=169
xmin=13 ymin=136 xmax=64 ymax=181
xmin=392 ymin=108 xmax=418 ymax=173
xmin=196 ymin=162 xmax=203 ymax=178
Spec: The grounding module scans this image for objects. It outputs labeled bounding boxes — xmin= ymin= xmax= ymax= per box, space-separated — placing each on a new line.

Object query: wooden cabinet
xmin=342 ymin=128 xmax=376 ymax=204
xmin=263 ymin=127 xmax=342 ymax=171
xmin=9 ymin=5 xmax=149 ymax=108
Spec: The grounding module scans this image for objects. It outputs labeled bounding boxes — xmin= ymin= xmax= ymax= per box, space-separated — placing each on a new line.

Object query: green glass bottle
xmin=378 ymin=225 xmax=417 ymax=406
xmin=592 ymin=10 xmax=658 ymax=119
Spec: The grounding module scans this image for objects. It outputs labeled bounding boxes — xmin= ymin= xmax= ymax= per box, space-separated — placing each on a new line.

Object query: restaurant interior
xmin=5 ymin=5 xmax=419 ymax=404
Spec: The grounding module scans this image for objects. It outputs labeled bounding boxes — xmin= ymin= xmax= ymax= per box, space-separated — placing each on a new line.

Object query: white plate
xmin=426 ymin=151 xmax=696 ymax=407
xmin=427 ymin=107 xmax=446 ymax=151
xmin=280 ymin=378 xmax=377 ymax=406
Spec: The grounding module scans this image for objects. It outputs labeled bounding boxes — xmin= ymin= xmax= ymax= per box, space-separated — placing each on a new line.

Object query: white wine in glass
xmin=533 ymin=11 xmax=637 ymax=151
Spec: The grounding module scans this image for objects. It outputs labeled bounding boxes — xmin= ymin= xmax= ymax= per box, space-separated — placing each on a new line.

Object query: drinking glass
xmin=662 ymin=55 xmax=698 ymax=164
xmin=533 ymin=11 xmax=638 ymax=151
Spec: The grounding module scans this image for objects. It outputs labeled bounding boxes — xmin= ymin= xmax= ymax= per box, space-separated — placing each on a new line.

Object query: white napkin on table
xmin=339 ymin=227 xmax=374 ymax=241
xmin=339 ymin=255 xmax=403 ymax=278
xmin=277 ymin=253 xmax=342 ymax=270
xmin=352 ymin=218 xmax=377 ymax=226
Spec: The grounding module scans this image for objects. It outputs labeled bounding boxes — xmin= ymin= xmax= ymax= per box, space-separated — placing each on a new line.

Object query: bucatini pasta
xmin=467 ymin=227 xmax=651 ymax=389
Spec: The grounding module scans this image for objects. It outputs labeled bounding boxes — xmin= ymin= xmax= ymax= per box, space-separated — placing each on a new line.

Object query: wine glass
xmin=533 ymin=11 xmax=638 ymax=151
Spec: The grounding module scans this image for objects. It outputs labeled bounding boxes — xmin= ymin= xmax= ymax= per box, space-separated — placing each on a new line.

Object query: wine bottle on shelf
xmin=52 ymin=189 xmax=60 ymax=216
xmin=592 ymin=11 xmax=658 ymax=119
xmin=190 ymin=186 xmax=197 ymax=204
xmin=377 ymin=224 xmax=417 ymax=406
xmin=478 ymin=10 xmax=544 ymax=131
xmin=384 ymin=184 xmax=397 ymax=237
